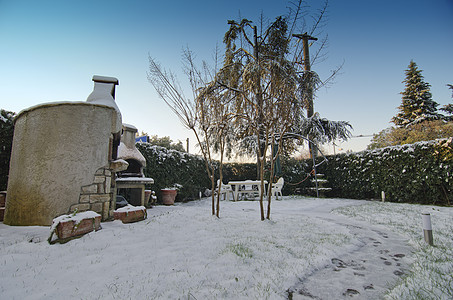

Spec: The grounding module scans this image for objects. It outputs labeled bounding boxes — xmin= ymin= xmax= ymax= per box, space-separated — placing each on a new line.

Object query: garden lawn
xmin=334 ymin=201 xmax=453 ymax=299
xmin=0 ymin=197 xmax=451 ymax=299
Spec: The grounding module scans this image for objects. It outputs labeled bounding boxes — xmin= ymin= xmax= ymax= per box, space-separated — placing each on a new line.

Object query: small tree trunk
xmin=211 ymin=175 xmax=216 ymax=215
xmin=259 ymin=160 xmax=266 ymax=221
xmin=216 ymin=143 xmax=225 ymax=218
xmin=258 ymin=131 xmax=269 ymax=221
xmin=266 ymin=139 xmax=276 ymax=220
xmin=192 ymin=129 xmax=215 ymax=216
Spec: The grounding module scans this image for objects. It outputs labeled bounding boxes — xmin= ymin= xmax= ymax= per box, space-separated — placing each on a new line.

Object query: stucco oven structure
xmin=116 ymin=123 xmax=154 ymax=206
xmin=4 ymin=76 xmax=127 ymax=226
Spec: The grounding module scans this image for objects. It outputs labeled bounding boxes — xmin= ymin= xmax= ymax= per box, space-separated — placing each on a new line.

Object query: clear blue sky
xmin=1 ymin=0 xmax=452 ymax=155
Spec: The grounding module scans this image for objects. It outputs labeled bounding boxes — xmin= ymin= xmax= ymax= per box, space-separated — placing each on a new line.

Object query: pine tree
xmin=440 ymin=84 xmax=453 ymax=121
xmin=392 ymin=60 xmax=440 ymax=127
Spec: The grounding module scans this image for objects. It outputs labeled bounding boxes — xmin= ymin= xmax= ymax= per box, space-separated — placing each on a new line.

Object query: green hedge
xmin=135 ymin=139 xmax=453 ymax=206
xmin=136 ymin=143 xmax=211 ymax=202
xmin=136 ymin=142 xmax=315 ymax=202
xmin=318 ymin=139 xmax=452 ymax=206
xmin=0 ymin=110 xmax=15 ymax=191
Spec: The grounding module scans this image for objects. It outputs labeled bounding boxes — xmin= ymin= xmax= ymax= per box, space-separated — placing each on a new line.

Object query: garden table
xmin=227 ymin=180 xmax=268 ymax=201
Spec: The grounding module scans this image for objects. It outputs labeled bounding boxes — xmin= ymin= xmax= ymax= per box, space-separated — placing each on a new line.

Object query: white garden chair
xmin=271 ymin=177 xmax=284 ymax=200
xmin=216 ymin=179 xmax=233 ymax=201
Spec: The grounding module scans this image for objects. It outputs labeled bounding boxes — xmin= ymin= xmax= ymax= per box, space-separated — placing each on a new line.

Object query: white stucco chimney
xmin=86 ymin=75 xmax=122 ymax=133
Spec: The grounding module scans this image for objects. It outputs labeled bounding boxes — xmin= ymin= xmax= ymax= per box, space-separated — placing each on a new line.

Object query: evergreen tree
xmin=392 ymin=60 xmax=441 ymax=127
xmin=148 ymin=135 xmax=185 ymax=152
xmin=368 ymin=120 xmax=453 ymax=150
xmin=440 ymin=84 xmax=453 ymax=120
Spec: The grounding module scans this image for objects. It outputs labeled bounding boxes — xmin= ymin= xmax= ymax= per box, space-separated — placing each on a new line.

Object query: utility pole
xmin=293 ymin=32 xmax=318 ymax=158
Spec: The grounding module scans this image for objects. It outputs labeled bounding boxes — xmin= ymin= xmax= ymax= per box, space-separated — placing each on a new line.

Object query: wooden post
xmin=293 ymin=33 xmax=318 ymax=159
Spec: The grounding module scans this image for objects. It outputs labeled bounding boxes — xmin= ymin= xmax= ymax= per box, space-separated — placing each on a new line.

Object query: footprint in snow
xmin=343 ymin=289 xmax=360 ymax=297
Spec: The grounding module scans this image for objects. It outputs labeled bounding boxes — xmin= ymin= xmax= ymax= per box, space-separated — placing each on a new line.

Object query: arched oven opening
xmin=118 ymin=159 xmax=143 ymax=178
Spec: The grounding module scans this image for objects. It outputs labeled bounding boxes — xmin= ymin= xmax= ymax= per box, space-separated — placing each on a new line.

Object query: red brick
xmin=114 ymin=207 xmax=147 ymax=223
xmin=55 ymin=215 xmax=101 ymax=240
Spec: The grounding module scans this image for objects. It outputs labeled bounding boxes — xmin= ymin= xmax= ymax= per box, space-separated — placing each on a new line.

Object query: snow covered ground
xmin=0 ymin=197 xmax=451 ymax=299
xmin=334 ymin=201 xmax=453 ymax=299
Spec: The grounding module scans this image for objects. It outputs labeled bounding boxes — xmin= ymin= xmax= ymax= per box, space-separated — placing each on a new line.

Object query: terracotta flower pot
xmin=161 ymin=189 xmax=177 ymax=205
xmin=144 ymin=190 xmax=152 ymax=207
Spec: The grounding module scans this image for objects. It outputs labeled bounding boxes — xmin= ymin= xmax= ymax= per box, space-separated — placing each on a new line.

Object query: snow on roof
xmin=122 ymin=123 xmax=137 ymax=131
xmin=86 ymin=78 xmax=122 ymax=133
xmin=13 ymin=101 xmax=117 ymax=125
xmin=118 ymin=142 xmax=146 ymax=166
xmin=92 ymin=75 xmax=119 ymax=85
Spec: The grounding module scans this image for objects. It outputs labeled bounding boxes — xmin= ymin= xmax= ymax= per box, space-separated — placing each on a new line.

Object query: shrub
xmin=136 ymin=143 xmax=210 ymax=202
xmin=137 ymin=139 xmax=452 ymax=206
xmin=318 ymin=139 xmax=452 ymax=205
xmin=0 ymin=110 xmax=15 ymax=191
xmin=368 ymin=120 xmax=453 ymax=150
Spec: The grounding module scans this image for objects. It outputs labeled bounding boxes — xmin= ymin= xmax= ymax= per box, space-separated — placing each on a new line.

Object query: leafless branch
xmin=147 ymin=56 xmax=196 ymax=130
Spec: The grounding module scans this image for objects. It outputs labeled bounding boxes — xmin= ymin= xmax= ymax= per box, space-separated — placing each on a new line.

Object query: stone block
xmin=81 ymin=184 xmax=98 ymax=194
xmin=90 ymin=203 xmax=103 ymax=214
xmin=70 ymin=203 xmax=90 ymax=213
xmin=104 ymin=169 xmax=111 ymax=177
xmin=105 ymin=177 xmax=111 ymax=193
xmin=79 ymin=195 xmax=90 ymax=203
xmin=89 ymin=194 xmax=111 ymax=204
xmin=114 ymin=206 xmax=147 ymax=223
xmin=102 ymin=202 xmax=110 ymax=220
xmin=94 ymin=176 xmax=106 ymax=184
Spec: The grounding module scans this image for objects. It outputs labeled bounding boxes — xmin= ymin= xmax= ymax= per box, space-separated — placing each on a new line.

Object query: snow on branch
xmin=296 ymin=113 xmax=352 ymax=143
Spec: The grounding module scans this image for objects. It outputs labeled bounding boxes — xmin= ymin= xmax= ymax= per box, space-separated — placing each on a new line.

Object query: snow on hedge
xmin=320 ymin=138 xmax=452 ymax=205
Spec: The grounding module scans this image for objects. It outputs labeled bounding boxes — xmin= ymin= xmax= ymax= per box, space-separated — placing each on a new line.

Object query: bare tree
xmin=148 ymin=48 xmax=235 ymax=217
xmin=148 ymin=51 xmax=218 ymax=215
